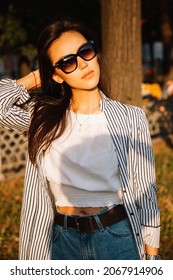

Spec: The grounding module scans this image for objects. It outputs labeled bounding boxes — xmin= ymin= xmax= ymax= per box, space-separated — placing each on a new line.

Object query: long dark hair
xmin=28 ymin=16 xmax=110 ymax=165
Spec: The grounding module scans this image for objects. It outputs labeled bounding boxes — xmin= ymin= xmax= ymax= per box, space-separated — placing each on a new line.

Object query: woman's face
xmin=48 ymin=31 xmax=100 ymax=92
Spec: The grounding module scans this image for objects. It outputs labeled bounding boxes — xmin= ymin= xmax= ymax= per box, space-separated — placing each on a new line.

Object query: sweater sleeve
xmin=0 ymin=79 xmax=31 ymax=131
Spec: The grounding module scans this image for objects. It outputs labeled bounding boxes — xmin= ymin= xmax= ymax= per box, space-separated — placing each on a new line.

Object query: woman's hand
xmin=145 ymin=244 xmax=159 ymax=255
xmin=16 ymin=69 xmax=41 ymax=91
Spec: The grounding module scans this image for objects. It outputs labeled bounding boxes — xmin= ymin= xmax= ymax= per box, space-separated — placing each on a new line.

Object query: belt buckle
xmin=75 ymin=218 xmax=80 ymax=232
xmin=75 ymin=216 xmax=94 ymax=233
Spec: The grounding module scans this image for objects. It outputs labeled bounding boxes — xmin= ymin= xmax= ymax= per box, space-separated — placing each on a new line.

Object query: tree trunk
xmin=100 ymin=0 xmax=142 ymax=106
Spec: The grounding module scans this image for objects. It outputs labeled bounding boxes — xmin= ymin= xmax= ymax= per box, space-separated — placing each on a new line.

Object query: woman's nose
xmin=77 ymin=56 xmax=88 ymax=70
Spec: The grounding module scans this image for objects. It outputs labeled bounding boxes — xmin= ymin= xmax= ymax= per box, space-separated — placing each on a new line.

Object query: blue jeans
xmin=52 ymin=206 xmax=140 ymax=260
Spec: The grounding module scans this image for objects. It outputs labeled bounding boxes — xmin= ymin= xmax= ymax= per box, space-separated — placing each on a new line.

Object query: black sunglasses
xmin=53 ymin=40 xmax=97 ymax=74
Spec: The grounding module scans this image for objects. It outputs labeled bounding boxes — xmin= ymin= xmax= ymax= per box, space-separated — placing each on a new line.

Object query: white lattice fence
xmin=0 ymin=129 xmax=27 ymax=180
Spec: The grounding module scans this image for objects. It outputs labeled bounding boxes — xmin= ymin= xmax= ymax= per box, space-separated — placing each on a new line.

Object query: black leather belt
xmin=54 ymin=204 xmax=127 ymax=233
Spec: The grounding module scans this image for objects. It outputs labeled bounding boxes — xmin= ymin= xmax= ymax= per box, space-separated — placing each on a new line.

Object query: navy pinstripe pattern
xmin=0 ymin=80 xmax=160 ymax=260
xmin=102 ymin=94 xmax=160 ymax=259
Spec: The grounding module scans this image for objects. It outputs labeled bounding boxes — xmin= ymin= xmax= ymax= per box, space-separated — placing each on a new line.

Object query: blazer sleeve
xmin=135 ymin=108 xmax=160 ymax=248
xmin=0 ymin=79 xmax=30 ymax=131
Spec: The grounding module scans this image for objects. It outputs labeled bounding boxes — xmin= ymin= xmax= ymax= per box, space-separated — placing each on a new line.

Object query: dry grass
xmin=0 ymin=177 xmax=23 ymax=259
xmin=0 ymin=136 xmax=173 ymax=259
xmin=152 ymin=136 xmax=173 ymax=260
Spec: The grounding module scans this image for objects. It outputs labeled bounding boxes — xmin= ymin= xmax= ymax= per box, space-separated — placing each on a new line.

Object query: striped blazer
xmin=0 ymin=79 xmax=160 ymax=260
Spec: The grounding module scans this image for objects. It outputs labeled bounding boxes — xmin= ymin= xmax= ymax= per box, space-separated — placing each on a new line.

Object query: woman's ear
xmin=52 ymin=73 xmax=64 ymax=84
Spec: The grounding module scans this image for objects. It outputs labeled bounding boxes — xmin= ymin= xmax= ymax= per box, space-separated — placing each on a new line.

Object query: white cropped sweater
xmin=43 ymin=111 xmax=123 ymax=207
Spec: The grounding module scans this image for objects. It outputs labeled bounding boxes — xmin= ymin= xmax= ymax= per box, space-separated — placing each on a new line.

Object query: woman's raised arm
xmin=16 ymin=69 xmax=41 ymax=91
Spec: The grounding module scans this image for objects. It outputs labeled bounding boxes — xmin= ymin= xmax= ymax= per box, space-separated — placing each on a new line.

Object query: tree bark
xmin=100 ymin=0 xmax=142 ymax=106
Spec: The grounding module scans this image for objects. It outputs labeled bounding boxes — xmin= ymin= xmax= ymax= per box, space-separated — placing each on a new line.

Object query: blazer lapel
xmin=102 ymin=96 xmax=130 ymax=188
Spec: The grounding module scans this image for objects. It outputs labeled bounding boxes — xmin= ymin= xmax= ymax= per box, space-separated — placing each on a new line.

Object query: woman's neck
xmin=71 ymin=88 xmax=101 ymax=114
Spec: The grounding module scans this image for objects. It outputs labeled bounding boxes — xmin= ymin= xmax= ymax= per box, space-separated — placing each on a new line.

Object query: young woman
xmin=0 ymin=16 xmax=161 ymax=260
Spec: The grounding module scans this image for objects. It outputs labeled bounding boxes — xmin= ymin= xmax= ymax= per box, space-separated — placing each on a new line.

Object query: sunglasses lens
xmin=79 ymin=43 xmax=96 ymax=61
xmin=59 ymin=55 xmax=77 ymax=73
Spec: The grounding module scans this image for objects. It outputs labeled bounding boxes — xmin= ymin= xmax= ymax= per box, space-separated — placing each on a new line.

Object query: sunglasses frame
xmin=53 ymin=40 xmax=96 ymax=74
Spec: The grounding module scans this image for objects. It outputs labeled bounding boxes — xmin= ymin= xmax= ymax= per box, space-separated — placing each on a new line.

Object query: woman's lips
xmin=82 ymin=70 xmax=94 ymax=79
